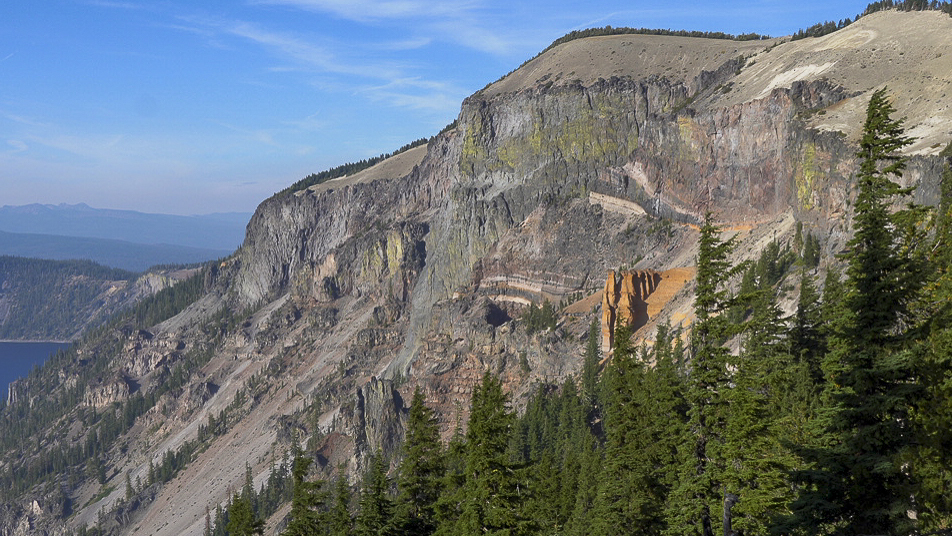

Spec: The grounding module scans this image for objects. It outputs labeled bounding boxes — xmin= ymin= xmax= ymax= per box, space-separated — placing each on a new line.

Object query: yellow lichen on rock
xmin=795 ymin=143 xmax=819 ymax=210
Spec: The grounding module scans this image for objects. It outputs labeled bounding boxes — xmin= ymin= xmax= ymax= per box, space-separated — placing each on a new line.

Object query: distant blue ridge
xmin=0 ymin=230 xmax=232 ymax=272
xmin=0 ymin=204 xmax=250 ymax=271
xmin=0 ymin=203 xmax=250 ymax=252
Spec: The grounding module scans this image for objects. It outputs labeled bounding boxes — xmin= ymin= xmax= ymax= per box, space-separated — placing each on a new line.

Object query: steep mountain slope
xmin=3 ymin=10 xmax=952 ymax=536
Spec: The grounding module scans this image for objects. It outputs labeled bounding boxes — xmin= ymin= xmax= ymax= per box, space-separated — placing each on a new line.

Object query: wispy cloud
xmin=5 ymin=140 xmax=28 ymax=153
xmin=24 ymin=133 xmax=128 ymax=162
xmin=253 ymin=0 xmax=516 ymax=56
xmin=83 ymin=0 xmax=151 ymax=10
xmin=252 ymin=0 xmax=480 ymax=22
xmin=0 ymin=110 xmax=53 ymax=129
xmin=380 ymin=37 xmax=432 ymax=51
xmin=429 ymin=19 xmax=513 ymax=55
xmin=174 ymin=12 xmax=470 ymax=115
xmin=177 ymin=15 xmax=404 ymax=79
xmin=282 ymin=111 xmax=327 ymax=132
xmin=213 ymin=121 xmax=278 ymax=146
xmin=359 ymin=77 xmax=467 ymax=113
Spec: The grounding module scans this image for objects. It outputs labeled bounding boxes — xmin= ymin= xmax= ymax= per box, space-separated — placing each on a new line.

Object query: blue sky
xmin=1 ymin=0 xmax=865 ymax=215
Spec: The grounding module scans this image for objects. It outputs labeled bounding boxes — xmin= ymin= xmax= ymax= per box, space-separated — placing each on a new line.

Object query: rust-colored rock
xmin=602 ymin=270 xmax=661 ymax=354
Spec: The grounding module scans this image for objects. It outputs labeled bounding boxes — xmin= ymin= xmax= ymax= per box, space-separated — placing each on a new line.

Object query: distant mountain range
xmin=0 ymin=204 xmax=251 ymax=271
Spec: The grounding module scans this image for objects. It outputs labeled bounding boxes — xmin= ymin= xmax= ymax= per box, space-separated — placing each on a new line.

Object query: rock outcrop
xmin=601 ymin=270 xmax=662 ymax=354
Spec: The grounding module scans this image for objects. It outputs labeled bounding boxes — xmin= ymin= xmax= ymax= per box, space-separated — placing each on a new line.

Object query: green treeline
xmin=279 ymin=138 xmax=430 ymax=197
xmin=544 ymin=27 xmax=771 ymax=50
xmin=791 ymin=0 xmax=952 ymax=40
xmin=214 ymin=88 xmax=952 ymax=536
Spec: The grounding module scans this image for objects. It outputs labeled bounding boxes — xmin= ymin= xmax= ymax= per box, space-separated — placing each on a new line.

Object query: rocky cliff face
xmin=601 ymin=270 xmax=662 ymax=353
xmin=5 ymin=10 xmax=952 ymax=536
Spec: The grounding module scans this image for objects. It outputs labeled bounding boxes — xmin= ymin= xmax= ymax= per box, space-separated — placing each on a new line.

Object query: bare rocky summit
xmin=3 ymin=10 xmax=952 ymax=536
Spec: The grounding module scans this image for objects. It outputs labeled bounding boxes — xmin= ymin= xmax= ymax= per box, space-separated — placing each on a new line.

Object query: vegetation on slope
xmin=791 ymin=0 xmax=952 ymax=40
xmin=0 ymin=256 xmax=136 ymax=340
xmin=0 ymin=264 xmax=232 ymax=504
xmin=277 ymin=137 xmax=430 ymax=197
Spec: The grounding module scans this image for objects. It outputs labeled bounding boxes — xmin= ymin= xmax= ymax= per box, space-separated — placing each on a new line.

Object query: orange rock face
xmin=601 ymin=269 xmax=662 ymax=354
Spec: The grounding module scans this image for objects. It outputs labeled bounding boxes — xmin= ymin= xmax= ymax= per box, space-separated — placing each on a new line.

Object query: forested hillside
xmin=0 ymin=256 xmax=199 ymax=341
xmin=0 ymin=257 xmax=136 ymax=341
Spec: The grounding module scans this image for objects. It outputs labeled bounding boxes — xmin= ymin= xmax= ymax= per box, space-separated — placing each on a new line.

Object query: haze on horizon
xmin=1 ymin=0 xmax=864 ymax=216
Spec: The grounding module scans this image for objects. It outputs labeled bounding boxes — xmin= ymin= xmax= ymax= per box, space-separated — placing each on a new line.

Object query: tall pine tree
xmin=456 ymin=372 xmax=531 ymax=536
xmin=284 ymin=446 xmax=327 ymax=536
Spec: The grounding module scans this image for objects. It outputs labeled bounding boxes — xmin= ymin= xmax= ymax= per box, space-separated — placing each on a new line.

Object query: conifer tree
xmin=591 ymin=324 xmax=660 ymax=536
xmin=284 ymin=447 xmax=326 ymax=536
xmin=226 ymin=486 xmax=264 ymax=536
xmin=910 ymin=143 xmax=952 ymax=530
xmin=213 ymin=504 xmax=226 ymax=536
xmin=394 ymin=388 xmax=444 ymax=536
xmin=791 ymin=87 xmax=924 ymax=536
xmin=433 ymin=409 xmax=467 ymax=535
xmin=581 ymin=318 xmax=602 ymax=407
xmin=356 ymin=452 xmax=394 ymax=536
xmin=790 ymin=267 xmax=824 ymax=383
xmin=666 ymin=214 xmax=744 ymax=536
xmin=725 ymin=284 xmax=800 ymax=535
xmin=329 ymin=470 xmax=353 ymax=536
xmin=456 ymin=372 xmax=531 ymax=536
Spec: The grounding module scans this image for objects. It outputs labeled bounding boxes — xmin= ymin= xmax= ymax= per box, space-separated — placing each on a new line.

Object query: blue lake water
xmin=0 ymin=341 xmax=70 ymax=402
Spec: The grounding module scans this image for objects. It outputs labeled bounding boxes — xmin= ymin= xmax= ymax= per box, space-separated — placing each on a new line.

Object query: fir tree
xmin=666 ymin=214 xmax=745 ymax=536
xmin=725 ymin=284 xmax=800 ymax=535
xmin=592 ymin=324 xmax=662 ymax=536
xmin=329 ymin=470 xmax=354 ymax=536
xmin=910 ymin=143 xmax=952 ymax=530
xmin=434 ymin=407 xmax=467 ymax=535
xmin=790 ymin=266 xmax=824 ymax=383
xmin=791 ymin=87 xmax=925 ymax=536
xmin=582 ymin=317 xmax=602 ymax=408
xmin=356 ymin=452 xmax=394 ymax=536
xmin=394 ymin=388 xmax=444 ymax=536
xmin=456 ymin=372 xmax=531 ymax=536
xmin=284 ymin=447 xmax=327 ymax=536
xmin=226 ymin=487 xmax=264 ymax=536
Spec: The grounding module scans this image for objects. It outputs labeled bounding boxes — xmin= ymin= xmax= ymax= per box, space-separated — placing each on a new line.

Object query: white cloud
xmin=282 ymin=111 xmax=328 ymax=132
xmin=382 ymin=37 xmax=433 ymax=51
xmin=252 ymin=0 xmax=516 ymax=56
xmin=213 ymin=121 xmax=278 ymax=146
xmin=178 ymin=16 xmax=405 ymax=79
xmin=0 ymin=110 xmax=52 ymax=129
